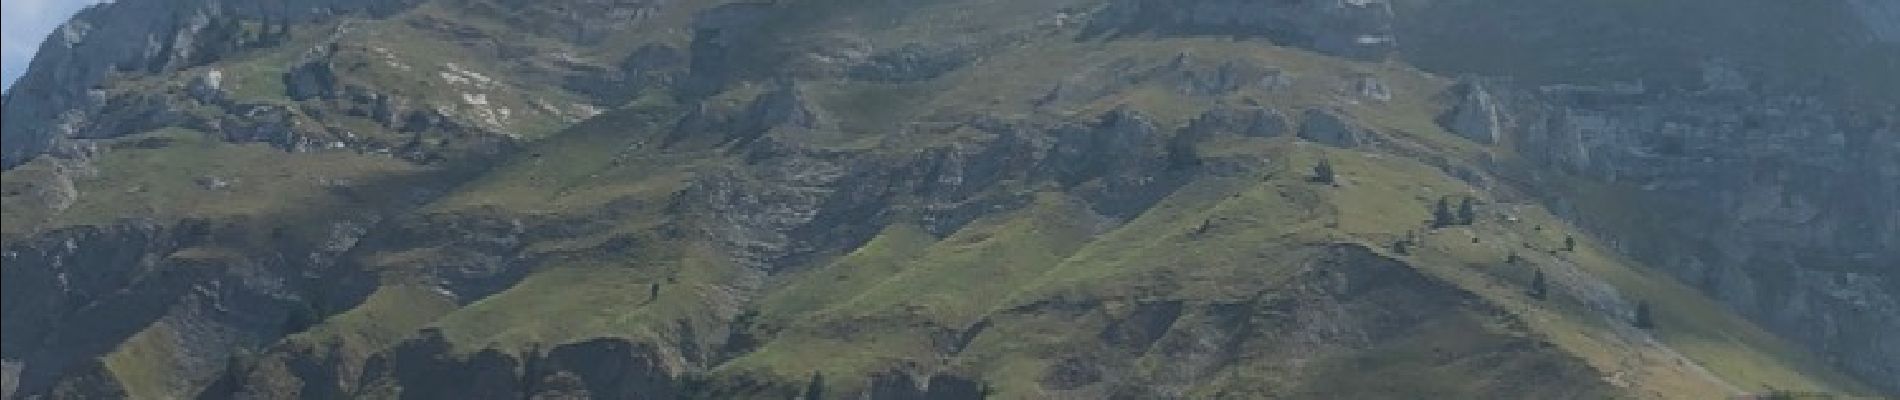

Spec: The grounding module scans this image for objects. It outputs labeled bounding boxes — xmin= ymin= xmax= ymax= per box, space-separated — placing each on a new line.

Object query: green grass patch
xmin=761 ymin=223 xmax=938 ymax=320
xmin=103 ymin=322 xmax=186 ymax=400
xmin=289 ymin=284 xmax=460 ymax=355
xmin=1 ymin=128 xmax=421 ymax=239
xmin=823 ymin=192 xmax=1099 ymax=325
xmin=428 ymin=240 xmax=733 ymax=354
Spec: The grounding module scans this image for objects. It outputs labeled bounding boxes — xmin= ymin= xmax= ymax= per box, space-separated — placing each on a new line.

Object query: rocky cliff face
xmin=1389 ymin=0 xmax=1900 ymax=390
xmin=1486 ymin=76 xmax=1900 ymax=394
xmin=1 ymin=0 xmax=424 ymax=168
xmin=0 ymin=218 xmax=379 ymax=398
xmin=1849 ymin=0 xmax=1900 ymax=43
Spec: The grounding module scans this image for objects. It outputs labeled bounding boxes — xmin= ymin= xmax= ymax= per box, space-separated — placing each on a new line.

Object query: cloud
xmin=2 ymin=0 xmax=109 ymax=92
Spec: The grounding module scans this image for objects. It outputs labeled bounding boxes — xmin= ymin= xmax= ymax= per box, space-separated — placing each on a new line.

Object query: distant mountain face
xmin=1849 ymin=0 xmax=1900 ymax=43
xmin=2 ymin=0 xmax=1894 ymax=399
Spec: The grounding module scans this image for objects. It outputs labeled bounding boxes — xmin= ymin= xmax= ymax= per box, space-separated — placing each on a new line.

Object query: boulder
xmin=1184 ymin=106 xmax=1289 ymax=138
xmin=1437 ymin=81 xmax=1501 ymax=144
xmin=849 ymin=44 xmax=971 ymax=83
xmin=735 ymin=81 xmax=830 ymax=144
xmin=1297 ymin=109 xmax=1364 ymax=147
xmin=187 ymin=69 xmax=225 ymax=104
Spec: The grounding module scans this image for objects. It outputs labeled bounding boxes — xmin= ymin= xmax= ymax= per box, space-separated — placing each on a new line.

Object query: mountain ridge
xmin=1 ymin=0 xmax=1895 ymax=398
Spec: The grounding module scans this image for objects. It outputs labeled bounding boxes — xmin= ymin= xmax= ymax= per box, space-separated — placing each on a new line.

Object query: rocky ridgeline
xmin=671 ymin=80 xmax=1196 ymax=275
xmin=2 ymin=0 xmax=646 ymax=171
xmin=1471 ymin=75 xmax=1900 ymax=390
xmin=1 ymin=0 xmax=424 ymax=168
xmin=1 ymin=218 xmax=383 ymax=399
xmin=1387 ymin=0 xmax=1900 ymax=390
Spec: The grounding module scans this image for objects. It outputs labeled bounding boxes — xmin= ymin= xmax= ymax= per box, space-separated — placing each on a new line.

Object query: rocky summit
xmin=1 ymin=0 xmax=1895 ymax=399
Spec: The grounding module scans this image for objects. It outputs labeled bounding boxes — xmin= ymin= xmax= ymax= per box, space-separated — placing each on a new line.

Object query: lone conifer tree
xmin=1312 ymin=158 xmax=1336 ymax=185
xmin=1529 ymin=269 xmax=1549 ymax=300
xmin=1633 ymin=301 xmax=1656 ymax=330
xmin=803 ymin=372 xmax=825 ymax=400
xmin=1457 ymin=197 xmax=1477 ymax=225
xmin=1564 ymin=235 xmax=1577 ymax=252
xmin=1432 ymin=198 xmax=1455 ymax=228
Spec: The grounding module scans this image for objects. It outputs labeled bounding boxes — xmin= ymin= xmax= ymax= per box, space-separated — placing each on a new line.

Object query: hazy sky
xmin=2 ymin=0 xmax=107 ymax=91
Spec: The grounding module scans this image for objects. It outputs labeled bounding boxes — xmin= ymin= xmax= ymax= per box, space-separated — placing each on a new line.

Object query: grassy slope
xmin=724 ymin=193 xmax=1101 ymax=379
xmin=1303 ymin=146 xmax=1873 ymax=397
xmin=721 ymin=28 xmax=1870 ymax=396
xmin=0 ymin=2 xmax=690 ymax=394
xmin=720 ymin=138 xmax=1871 ymax=398
xmin=0 ymin=127 xmax=437 ymax=399
xmin=102 ymin=319 xmax=186 ymax=400
xmin=315 ymin=28 xmax=1871 ymax=397
xmin=10 ymin=1 xmax=1882 ymax=397
xmin=301 ymin=98 xmax=711 ymax=352
xmin=0 ymin=128 xmax=423 ymax=240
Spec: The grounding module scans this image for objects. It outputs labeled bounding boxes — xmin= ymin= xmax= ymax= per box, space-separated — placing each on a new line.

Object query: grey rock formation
xmin=359 ymin=329 xmax=526 ymax=399
xmin=1 ymin=0 xmax=423 ymax=168
xmin=1438 ymin=80 xmax=1502 ymax=144
xmin=1351 ymin=73 xmax=1391 ymax=102
xmin=353 ymin=333 xmax=679 ymax=399
xmin=1184 ymin=106 xmax=1289 ymax=139
xmin=1498 ymin=81 xmax=1900 ymax=393
xmin=683 ymin=103 xmax=1184 ymax=275
xmin=860 ymin=371 xmax=985 ymax=399
xmin=679 ymin=2 xmax=778 ymax=98
xmin=848 ymin=44 xmax=973 ymax=83
xmin=1297 ymin=109 xmax=1363 ymax=148
xmin=188 ymin=69 xmax=226 ymax=104
xmin=284 ymin=47 xmax=341 ymax=101
xmin=1 ymin=360 xmax=18 ymax=399
xmin=564 ymin=44 xmax=686 ymax=104
xmin=1 ymin=221 xmax=335 ymax=398
xmin=218 ymin=104 xmax=313 ymax=151
xmin=1377 ymin=2 xmax=1900 ymax=387
xmin=70 ymin=23 xmax=517 ymax=162
xmin=669 ymin=81 xmax=834 ymax=148
xmin=743 ymin=82 xmax=830 ymax=139
xmin=0 ymin=175 xmax=479 ymax=398
xmin=1051 ymin=106 xmax=1186 ymax=219
xmin=10 ymin=157 xmax=87 ymax=213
